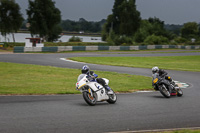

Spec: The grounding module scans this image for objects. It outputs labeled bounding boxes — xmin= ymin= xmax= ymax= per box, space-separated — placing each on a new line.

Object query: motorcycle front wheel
xmin=159 ymin=85 xmax=171 ymax=98
xmin=107 ymin=90 xmax=117 ymax=104
xmin=177 ymin=88 xmax=183 ymax=97
xmin=83 ymin=91 xmax=97 ymax=106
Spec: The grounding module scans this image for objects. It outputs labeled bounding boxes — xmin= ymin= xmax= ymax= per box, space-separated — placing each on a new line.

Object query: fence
xmin=14 ymin=45 xmax=200 ymax=53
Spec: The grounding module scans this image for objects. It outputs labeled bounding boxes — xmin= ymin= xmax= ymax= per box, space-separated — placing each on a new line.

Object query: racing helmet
xmin=81 ymin=65 xmax=90 ymax=74
xmin=152 ymin=66 xmax=159 ymax=74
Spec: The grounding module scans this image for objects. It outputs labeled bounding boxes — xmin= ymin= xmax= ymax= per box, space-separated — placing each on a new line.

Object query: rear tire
xmin=83 ymin=91 xmax=97 ymax=106
xmin=159 ymin=85 xmax=170 ymax=98
xmin=107 ymin=90 xmax=117 ymax=104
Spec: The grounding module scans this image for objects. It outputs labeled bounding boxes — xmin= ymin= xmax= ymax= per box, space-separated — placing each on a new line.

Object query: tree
xmin=181 ymin=22 xmax=199 ymax=39
xmin=134 ymin=20 xmax=152 ymax=43
xmin=102 ymin=0 xmax=141 ymax=41
xmin=119 ymin=0 xmax=141 ymax=36
xmin=134 ymin=17 xmax=175 ymax=43
xmin=164 ymin=24 xmax=182 ymax=36
xmin=0 ymin=0 xmax=24 ymax=42
xmin=60 ymin=18 xmax=103 ymax=33
xmin=27 ymin=0 xmax=62 ymax=42
xmin=147 ymin=17 xmax=166 ymax=36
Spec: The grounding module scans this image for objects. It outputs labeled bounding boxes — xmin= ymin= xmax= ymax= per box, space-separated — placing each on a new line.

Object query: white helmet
xmin=152 ymin=66 xmax=159 ymax=74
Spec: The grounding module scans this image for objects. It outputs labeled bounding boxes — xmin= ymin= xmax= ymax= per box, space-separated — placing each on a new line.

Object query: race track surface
xmin=0 ymin=51 xmax=200 ymax=133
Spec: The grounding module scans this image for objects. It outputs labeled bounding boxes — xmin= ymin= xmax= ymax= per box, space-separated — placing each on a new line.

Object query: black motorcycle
xmin=152 ymin=73 xmax=183 ymax=98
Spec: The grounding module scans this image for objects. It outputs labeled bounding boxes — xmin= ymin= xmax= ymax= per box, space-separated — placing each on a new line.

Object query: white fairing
xmin=76 ymin=74 xmax=109 ymax=101
xmin=87 ymin=82 xmax=109 ymax=101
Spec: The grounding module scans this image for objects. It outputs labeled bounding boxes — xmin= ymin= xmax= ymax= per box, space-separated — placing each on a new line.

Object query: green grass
xmin=0 ymin=48 xmax=13 ymax=52
xmin=69 ymin=55 xmax=200 ymax=72
xmin=0 ymin=62 xmax=152 ymax=95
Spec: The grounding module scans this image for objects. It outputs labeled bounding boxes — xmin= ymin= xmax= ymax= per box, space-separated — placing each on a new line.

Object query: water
xmin=0 ymin=33 xmax=104 ymax=43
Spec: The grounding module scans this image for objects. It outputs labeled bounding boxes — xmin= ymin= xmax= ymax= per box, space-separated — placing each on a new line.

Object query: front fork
xmin=87 ymin=88 xmax=93 ymax=97
xmin=161 ymin=84 xmax=172 ymax=93
xmin=170 ymin=83 xmax=179 ymax=91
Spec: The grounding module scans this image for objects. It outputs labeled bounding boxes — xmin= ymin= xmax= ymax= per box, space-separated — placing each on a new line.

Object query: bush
xmin=144 ymin=34 xmax=169 ymax=45
xmin=174 ymin=37 xmax=188 ymax=43
xmin=2 ymin=42 xmax=112 ymax=48
xmin=1 ymin=42 xmax=25 ymax=48
xmin=68 ymin=36 xmax=82 ymax=42
xmin=134 ymin=30 xmax=148 ymax=43
xmin=112 ymin=35 xmax=134 ymax=46
xmin=44 ymin=42 xmax=111 ymax=46
xmin=101 ymin=27 xmax=108 ymax=41
xmin=133 ymin=26 xmax=150 ymax=43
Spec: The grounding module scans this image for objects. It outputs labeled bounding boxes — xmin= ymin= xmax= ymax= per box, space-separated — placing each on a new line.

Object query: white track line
xmin=60 ymin=58 xmax=86 ymax=64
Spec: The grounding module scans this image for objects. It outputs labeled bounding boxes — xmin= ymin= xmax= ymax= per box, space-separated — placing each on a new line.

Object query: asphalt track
xmin=0 ymin=51 xmax=200 ymax=133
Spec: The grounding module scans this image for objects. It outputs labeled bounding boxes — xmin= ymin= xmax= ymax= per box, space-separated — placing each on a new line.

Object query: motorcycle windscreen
xmin=152 ymin=73 xmax=159 ymax=83
xmin=77 ymin=74 xmax=87 ymax=82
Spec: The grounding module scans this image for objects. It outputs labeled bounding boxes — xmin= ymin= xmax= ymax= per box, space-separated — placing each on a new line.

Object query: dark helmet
xmin=81 ymin=65 xmax=90 ymax=74
xmin=152 ymin=66 xmax=159 ymax=74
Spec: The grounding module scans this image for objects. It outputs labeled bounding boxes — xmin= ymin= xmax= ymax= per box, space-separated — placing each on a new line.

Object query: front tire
xmin=107 ymin=90 xmax=117 ymax=104
xmin=177 ymin=88 xmax=183 ymax=97
xmin=159 ymin=85 xmax=170 ymax=98
xmin=83 ymin=91 xmax=97 ymax=106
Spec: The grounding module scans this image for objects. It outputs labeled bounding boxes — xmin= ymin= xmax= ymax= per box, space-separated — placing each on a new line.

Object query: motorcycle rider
xmin=81 ymin=65 xmax=113 ymax=94
xmin=152 ymin=66 xmax=175 ymax=90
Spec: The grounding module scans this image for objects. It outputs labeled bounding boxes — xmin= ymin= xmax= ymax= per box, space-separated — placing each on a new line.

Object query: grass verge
xmin=69 ymin=55 xmax=200 ymax=72
xmin=163 ymin=129 xmax=200 ymax=133
xmin=0 ymin=62 xmax=152 ymax=95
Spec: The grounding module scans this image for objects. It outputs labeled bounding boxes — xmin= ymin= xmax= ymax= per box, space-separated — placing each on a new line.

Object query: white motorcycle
xmin=76 ymin=74 xmax=117 ymax=106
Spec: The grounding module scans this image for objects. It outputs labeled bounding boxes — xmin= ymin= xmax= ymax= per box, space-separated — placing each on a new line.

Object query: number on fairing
xmin=153 ymin=78 xmax=158 ymax=83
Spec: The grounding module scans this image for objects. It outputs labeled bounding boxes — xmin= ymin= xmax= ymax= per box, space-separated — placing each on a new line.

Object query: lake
xmin=0 ymin=33 xmax=104 ymax=43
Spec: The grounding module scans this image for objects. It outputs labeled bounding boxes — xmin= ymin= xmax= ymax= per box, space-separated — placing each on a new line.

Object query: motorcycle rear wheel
xmin=83 ymin=91 xmax=97 ymax=106
xmin=159 ymin=85 xmax=171 ymax=98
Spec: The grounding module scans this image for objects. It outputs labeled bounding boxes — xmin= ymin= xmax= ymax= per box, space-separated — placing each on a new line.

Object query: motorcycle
xmin=76 ymin=74 xmax=117 ymax=106
xmin=152 ymin=73 xmax=183 ymax=98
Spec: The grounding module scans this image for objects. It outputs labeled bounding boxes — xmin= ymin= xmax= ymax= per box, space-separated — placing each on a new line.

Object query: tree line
xmin=0 ymin=0 xmax=200 ymax=44
xmin=102 ymin=0 xmax=200 ymax=45
xmin=21 ymin=19 xmax=106 ymax=34
xmin=60 ymin=18 xmax=106 ymax=33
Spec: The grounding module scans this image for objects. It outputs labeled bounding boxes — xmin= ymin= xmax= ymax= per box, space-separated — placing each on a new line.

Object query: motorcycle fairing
xmin=87 ymin=82 xmax=109 ymax=101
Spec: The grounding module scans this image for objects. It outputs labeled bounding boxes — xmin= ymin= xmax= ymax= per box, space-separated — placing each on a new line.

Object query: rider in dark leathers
xmin=152 ymin=66 xmax=175 ymax=91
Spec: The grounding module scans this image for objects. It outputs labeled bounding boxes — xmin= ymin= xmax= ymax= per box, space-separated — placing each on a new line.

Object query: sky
xmin=14 ymin=0 xmax=200 ymax=25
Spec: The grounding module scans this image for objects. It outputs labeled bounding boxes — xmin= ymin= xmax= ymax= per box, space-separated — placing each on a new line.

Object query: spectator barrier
xmin=14 ymin=45 xmax=200 ymax=53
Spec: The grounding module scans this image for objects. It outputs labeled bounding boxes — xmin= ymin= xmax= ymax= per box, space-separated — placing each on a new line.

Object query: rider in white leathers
xmin=80 ymin=65 xmax=112 ymax=94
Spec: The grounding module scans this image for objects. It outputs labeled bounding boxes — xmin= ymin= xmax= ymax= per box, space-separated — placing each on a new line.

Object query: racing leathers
xmin=158 ymin=69 xmax=172 ymax=82
xmin=86 ymin=71 xmax=111 ymax=92
xmin=153 ymin=69 xmax=174 ymax=91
